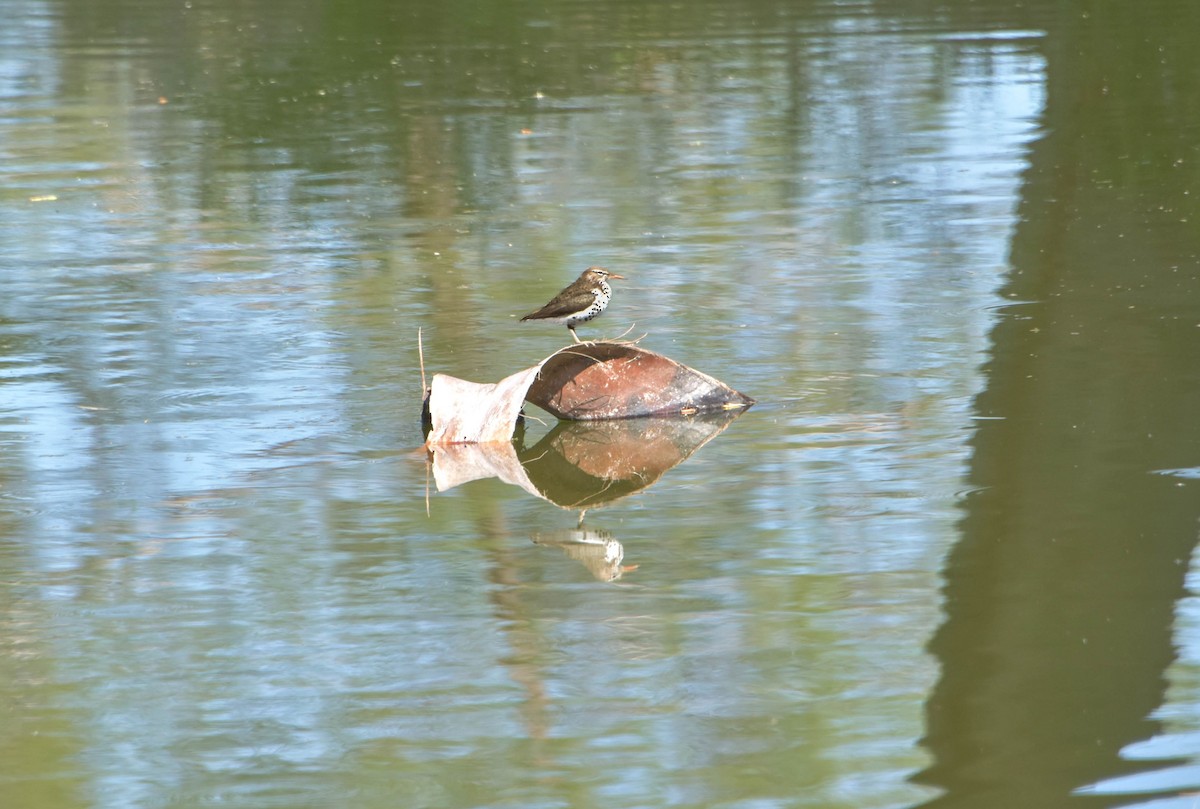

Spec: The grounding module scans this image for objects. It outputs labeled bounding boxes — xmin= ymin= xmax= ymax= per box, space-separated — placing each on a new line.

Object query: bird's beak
xmin=608 ymin=273 xmax=626 ymax=280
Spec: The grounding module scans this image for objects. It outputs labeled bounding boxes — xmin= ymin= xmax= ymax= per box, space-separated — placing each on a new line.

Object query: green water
xmin=2 ymin=0 xmax=1199 ymax=807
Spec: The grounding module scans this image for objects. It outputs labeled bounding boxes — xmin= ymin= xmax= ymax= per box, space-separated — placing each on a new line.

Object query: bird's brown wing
xmin=521 ymin=289 xmax=594 ymax=321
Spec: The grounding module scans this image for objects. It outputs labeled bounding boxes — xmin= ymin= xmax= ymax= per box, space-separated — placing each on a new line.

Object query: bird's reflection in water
xmin=531 ymin=523 xmax=638 ymax=582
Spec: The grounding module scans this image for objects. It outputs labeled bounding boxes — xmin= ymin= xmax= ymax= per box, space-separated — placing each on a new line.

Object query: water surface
xmin=3 ymin=0 xmax=1199 ymax=807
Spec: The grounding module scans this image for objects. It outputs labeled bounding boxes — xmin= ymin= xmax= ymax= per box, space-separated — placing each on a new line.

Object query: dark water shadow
xmin=913 ymin=1 xmax=1200 ymax=806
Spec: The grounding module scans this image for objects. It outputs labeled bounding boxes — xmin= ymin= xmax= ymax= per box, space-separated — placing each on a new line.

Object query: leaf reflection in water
xmin=429 ymin=412 xmax=743 ymax=508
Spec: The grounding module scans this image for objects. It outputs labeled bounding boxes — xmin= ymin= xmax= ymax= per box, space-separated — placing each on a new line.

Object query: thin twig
xmin=418 ymin=326 xmax=427 ymax=392
xmin=424 ymin=450 xmax=432 ymax=517
xmin=602 ymin=323 xmax=647 ymax=344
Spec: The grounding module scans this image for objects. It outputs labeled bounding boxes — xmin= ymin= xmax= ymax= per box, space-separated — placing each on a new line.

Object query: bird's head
xmin=583 ymin=266 xmax=626 ymax=282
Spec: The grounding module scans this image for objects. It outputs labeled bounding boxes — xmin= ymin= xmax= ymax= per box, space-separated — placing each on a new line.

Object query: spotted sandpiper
xmin=520 ymin=266 xmax=625 ymax=343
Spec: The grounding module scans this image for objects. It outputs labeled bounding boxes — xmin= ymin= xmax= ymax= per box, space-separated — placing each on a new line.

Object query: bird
xmin=520 ymin=266 xmax=625 ymax=343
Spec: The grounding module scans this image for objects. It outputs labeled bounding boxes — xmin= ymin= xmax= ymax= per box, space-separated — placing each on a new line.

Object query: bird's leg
xmin=569 ymin=325 xmax=582 ymax=343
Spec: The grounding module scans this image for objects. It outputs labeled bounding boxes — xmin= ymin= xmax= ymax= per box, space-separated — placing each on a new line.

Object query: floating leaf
xmin=424 ymin=341 xmax=753 ymax=445
xmin=424 ymin=365 xmax=542 ymax=445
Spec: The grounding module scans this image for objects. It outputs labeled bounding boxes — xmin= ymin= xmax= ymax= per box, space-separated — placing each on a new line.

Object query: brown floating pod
xmin=424 ymin=341 xmax=754 ymax=445
xmin=526 ymin=341 xmax=754 ymax=420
